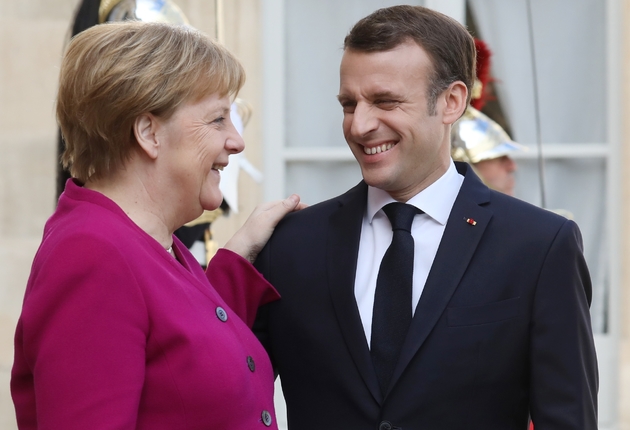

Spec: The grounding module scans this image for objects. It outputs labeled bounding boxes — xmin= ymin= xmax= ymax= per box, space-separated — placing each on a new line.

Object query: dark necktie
xmin=370 ymin=202 xmax=421 ymax=395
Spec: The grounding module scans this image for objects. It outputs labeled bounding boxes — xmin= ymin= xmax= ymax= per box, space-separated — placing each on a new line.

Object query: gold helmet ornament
xmin=451 ymin=106 xmax=526 ymax=164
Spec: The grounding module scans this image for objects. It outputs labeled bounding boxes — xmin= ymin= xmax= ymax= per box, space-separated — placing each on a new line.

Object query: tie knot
xmin=382 ymin=202 xmax=420 ymax=232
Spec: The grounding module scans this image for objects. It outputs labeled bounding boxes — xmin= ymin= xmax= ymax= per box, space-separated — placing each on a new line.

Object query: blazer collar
xmin=326 ymin=181 xmax=385 ymax=404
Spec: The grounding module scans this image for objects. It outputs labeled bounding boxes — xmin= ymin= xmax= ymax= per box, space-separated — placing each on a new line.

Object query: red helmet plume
xmin=471 ymin=38 xmax=493 ymax=110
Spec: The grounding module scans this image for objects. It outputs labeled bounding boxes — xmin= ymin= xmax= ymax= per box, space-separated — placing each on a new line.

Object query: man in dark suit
xmin=255 ymin=5 xmax=598 ymax=429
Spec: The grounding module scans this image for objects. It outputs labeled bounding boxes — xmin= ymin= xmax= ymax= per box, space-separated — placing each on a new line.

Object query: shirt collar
xmin=366 ymin=160 xmax=464 ymax=226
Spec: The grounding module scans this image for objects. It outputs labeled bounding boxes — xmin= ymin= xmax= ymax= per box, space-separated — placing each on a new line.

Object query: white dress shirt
xmin=354 ymin=161 xmax=464 ymax=345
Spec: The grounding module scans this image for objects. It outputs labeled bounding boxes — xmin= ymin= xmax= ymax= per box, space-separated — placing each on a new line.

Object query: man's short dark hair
xmin=344 ymin=5 xmax=476 ymax=115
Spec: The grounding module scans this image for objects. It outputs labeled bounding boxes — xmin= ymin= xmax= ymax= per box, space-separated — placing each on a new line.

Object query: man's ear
xmin=134 ymin=113 xmax=160 ymax=160
xmin=442 ymin=81 xmax=468 ymax=125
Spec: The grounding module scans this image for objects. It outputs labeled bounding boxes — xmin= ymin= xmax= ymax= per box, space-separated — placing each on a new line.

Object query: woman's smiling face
xmin=156 ymin=93 xmax=244 ymax=221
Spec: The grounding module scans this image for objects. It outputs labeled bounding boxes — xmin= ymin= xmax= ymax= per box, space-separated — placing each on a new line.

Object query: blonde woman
xmin=11 ymin=21 xmax=301 ymax=429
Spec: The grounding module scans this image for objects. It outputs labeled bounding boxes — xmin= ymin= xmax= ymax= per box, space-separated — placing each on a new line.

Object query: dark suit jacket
xmin=255 ymin=162 xmax=598 ymax=430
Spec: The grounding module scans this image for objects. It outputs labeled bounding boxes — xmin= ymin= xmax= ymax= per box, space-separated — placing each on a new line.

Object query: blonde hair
xmin=57 ymin=21 xmax=245 ymax=182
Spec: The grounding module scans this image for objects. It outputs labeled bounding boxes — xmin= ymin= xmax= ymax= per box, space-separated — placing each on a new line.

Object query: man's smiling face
xmin=338 ymin=41 xmax=455 ymax=202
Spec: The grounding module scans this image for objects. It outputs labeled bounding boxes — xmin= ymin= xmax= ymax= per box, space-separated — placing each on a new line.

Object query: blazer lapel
xmin=327 ymin=181 xmax=383 ymax=404
xmin=388 ymin=163 xmax=493 ymax=394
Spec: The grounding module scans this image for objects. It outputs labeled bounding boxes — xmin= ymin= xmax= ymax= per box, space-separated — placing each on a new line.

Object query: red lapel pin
xmin=465 ymin=218 xmax=477 ymax=226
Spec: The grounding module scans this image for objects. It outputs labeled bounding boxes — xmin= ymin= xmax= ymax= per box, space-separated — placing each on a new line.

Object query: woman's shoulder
xmin=29 ymin=192 xmax=155 ymax=293
xmin=44 ymin=184 xmax=152 ymax=256
xmin=41 ymin=201 xmax=132 ymax=260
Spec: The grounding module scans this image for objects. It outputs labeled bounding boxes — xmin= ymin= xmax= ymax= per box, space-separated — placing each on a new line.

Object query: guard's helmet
xmin=99 ymin=0 xmax=189 ymax=25
xmin=451 ymin=106 xmax=526 ymax=164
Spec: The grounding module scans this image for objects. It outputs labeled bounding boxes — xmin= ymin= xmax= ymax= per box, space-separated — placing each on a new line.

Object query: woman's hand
xmin=224 ymin=194 xmax=306 ymax=263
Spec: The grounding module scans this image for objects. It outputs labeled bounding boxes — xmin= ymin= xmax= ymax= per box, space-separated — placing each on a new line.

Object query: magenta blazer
xmin=11 ymin=180 xmax=280 ymax=429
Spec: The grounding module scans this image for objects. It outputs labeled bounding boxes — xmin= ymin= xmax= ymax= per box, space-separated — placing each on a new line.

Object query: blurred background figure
xmin=451 ymin=106 xmax=525 ymax=196
xmin=451 ymin=38 xmax=525 ymax=196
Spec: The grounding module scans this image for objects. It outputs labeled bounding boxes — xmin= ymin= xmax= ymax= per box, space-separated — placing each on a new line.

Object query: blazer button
xmin=261 ymin=410 xmax=272 ymax=427
xmin=215 ymin=307 xmax=228 ymax=322
xmin=378 ymin=421 xmax=393 ymax=430
xmin=247 ymin=355 xmax=256 ymax=372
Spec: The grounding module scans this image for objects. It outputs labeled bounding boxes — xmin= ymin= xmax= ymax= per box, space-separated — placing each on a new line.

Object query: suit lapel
xmin=327 ymin=181 xmax=383 ymax=404
xmin=388 ymin=163 xmax=493 ymax=394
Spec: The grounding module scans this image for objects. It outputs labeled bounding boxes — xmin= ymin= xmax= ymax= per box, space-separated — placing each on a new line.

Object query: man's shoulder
xmin=285 ymin=182 xmax=365 ymax=218
xmin=479 ymin=189 xmax=576 ymax=238
xmin=489 ymin=189 xmax=566 ymax=218
xmin=274 ymin=181 xmax=366 ymax=232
